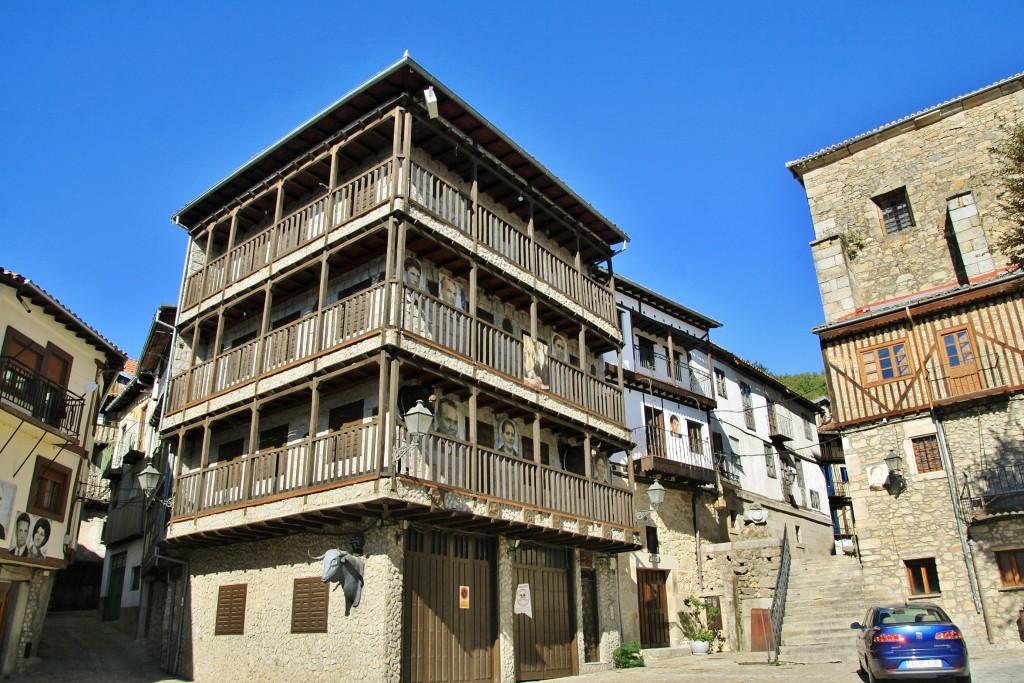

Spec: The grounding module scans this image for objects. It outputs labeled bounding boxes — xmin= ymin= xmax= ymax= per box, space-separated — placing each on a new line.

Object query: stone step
xmin=781 ymin=631 xmax=857 ymax=647
xmin=781 ymin=649 xmax=857 ymax=665
xmin=782 ymin=620 xmax=860 ymax=635
xmin=640 ymin=646 xmax=689 ymax=661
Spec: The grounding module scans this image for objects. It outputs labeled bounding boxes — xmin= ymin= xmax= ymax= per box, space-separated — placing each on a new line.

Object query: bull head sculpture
xmin=309 ymin=548 xmax=365 ymax=615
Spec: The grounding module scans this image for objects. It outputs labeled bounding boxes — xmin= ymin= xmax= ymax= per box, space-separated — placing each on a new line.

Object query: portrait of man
xmin=28 ymin=517 xmax=50 ymax=559
xmin=439 ymin=274 xmax=466 ymax=310
xmin=435 ymin=397 xmax=462 ymax=440
xmin=403 ymin=256 xmax=423 ymax=289
xmin=496 ymin=418 xmax=520 ymax=457
xmin=670 ymin=414 xmax=683 ymax=438
xmin=9 ymin=512 xmax=30 ymax=556
xmin=550 ymin=334 xmax=568 ymax=363
xmin=593 ymin=455 xmax=610 ymax=484
xmin=523 ymin=337 xmax=549 ymax=390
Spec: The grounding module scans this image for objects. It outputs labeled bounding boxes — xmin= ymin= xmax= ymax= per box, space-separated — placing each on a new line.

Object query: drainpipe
xmin=153 ymin=551 xmax=189 ymax=676
xmin=904 ymin=305 xmax=984 ymax=618
xmin=693 ymin=494 xmax=703 ymax=592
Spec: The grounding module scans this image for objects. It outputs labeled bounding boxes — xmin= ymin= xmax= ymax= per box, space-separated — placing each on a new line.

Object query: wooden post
xmin=254 ymin=284 xmax=273 ymax=377
xmin=469 ymin=263 xmax=478 ymax=361
xmin=526 ymin=198 xmax=535 ymax=273
xmin=469 ymin=388 xmax=479 ymax=490
xmin=583 ymin=432 xmax=593 ymax=520
xmin=470 ymin=159 xmax=479 ymax=242
xmin=385 ymin=355 xmax=401 ymax=477
xmin=306 ymin=382 xmax=320 ymax=487
xmin=374 ymin=352 xmax=391 ymax=478
xmin=313 ymin=254 xmax=329 ymax=352
xmin=533 ymin=414 xmax=542 ymax=508
xmin=667 ymin=334 xmax=676 ymax=384
xmin=243 ymin=404 xmax=260 ymax=503
xmin=269 ymin=180 xmax=285 ymax=262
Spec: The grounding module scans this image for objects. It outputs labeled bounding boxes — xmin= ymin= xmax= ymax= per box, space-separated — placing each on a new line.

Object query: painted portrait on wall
xmin=439 ymin=274 xmax=466 ymax=311
xmin=0 ymin=480 xmax=15 ymax=542
xmin=495 ymin=418 xmax=520 ymax=458
xmin=8 ymin=511 xmax=31 ymax=557
xmin=523 ymin=337 xmax=549 ymax=390
xmin=550 ymin=334 xmax=568 ymax=363
xmin=434 ymin=395 xmax=464 ymax=441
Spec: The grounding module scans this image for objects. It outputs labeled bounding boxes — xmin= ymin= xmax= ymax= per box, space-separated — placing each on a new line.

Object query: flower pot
xmin=689 ymin=639 xmax=711 ymax=655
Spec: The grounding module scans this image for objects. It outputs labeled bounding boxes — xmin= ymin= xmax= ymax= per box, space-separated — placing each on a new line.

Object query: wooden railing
xmin=927 ymin=353 xmax=1006 ymax=402
xmin=641 ymin=426 xmax=715 ymax=472
xmin=171 ymin=422 xmax=631 ymax=528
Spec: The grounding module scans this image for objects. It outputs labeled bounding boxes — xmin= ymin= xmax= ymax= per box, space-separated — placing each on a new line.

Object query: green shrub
xmin=612 ymin=640 xmax=645 ymax=668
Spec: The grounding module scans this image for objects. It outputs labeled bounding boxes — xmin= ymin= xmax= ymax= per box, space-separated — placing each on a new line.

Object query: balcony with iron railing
xmin=0 ymin=356 xmax=86 ymax=438
xmin=715 ymin=450 xmax=742 ymax=484
xmin=180 ymin=155 xmax=617 ymax=331
xmin=959 ymin=460 xmax=1024 ymax=520
xmin=166 ymin=283 xmax=624 ymax=424
xmin=633 ymin=345 xmax=713 ymax=401
xmin=170 ymin=421 xmax=634 ymax=531
xmin=824 ymin=463 xmax=850 ymax=498
xmin=927 ymin=353 xmax=1008 ymax=403
xmin=103 ymin=496 xmax=145 ymax=544
xmin=634 ymin=426 xmax=716 ymax=485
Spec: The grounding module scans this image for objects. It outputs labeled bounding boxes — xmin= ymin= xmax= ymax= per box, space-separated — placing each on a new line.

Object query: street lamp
xmin=392 ymin=400 xmax=434 ymax=482
xmin=137 ymin=464 xmax=173 ymax=508
xmin=884 ymin=450 xmax=907 ymax=496
xmin=635 ymin=480 xmax=666 ymax=521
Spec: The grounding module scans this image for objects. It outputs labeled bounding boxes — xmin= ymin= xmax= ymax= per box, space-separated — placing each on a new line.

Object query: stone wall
xmin=842 ymin=395 xmax=1024 ymax=651
xmin=182 ymin=528 xmax=403 ymax=683
xmin=800 ymin=87 xmax=1024 ymax=323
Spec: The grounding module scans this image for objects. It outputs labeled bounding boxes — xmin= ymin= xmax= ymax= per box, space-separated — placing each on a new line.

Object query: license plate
xmin=905 ymin=659 xmax=942 ymax=669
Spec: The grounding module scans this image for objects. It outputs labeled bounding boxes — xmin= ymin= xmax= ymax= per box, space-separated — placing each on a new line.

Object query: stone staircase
xmin=778 ymin=553 xmax=890 ymax=664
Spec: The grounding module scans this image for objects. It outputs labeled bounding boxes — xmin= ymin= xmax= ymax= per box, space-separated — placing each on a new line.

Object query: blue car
xmin=852 ymin=604 xmax=970 ymax=682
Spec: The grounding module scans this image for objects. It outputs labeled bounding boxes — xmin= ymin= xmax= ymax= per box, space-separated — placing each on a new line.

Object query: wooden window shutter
xmin=215 ymin=584 xmax=247 ymax=635
xmin=291 ymin=577 xmax=329 ymax=633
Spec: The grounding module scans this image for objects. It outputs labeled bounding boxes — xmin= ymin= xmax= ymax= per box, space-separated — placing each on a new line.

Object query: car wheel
xmin=956 ymin=676 xmax=971 ymax=683
xmin=864 ymin=665 xmax=877 ymax=683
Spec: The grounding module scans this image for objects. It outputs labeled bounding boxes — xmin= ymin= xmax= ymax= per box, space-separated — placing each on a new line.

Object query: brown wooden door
xmin=637 ymin=569 xmax=670 ymax=648
xmin=403 ymin=530 xmax=495 ymax=683
xmin=941 ymin=329 xmax=982 ymax=395
xmin=512 ymin=545 xmax=574 ymax=681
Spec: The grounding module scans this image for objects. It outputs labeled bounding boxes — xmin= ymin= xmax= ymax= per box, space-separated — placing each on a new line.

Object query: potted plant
xmin=679 ymin=595 xmax=720 ymax=655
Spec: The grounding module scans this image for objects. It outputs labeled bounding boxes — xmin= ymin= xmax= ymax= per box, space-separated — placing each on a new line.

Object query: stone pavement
xmin=9 ymin=612 xmax=1024 ymax=682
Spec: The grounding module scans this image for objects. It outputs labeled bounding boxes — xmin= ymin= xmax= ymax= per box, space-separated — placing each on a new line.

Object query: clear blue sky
xmin=2 ymin=2 xmax=1022 ymax=375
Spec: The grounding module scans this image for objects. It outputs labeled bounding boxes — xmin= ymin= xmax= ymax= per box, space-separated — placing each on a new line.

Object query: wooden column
xmin=384 ymin=354 xmax=401 ymax=476
xmin=198 ymin=421 xmax=212 ymax=470
xmin=468 ymin=263 xmax=478 ymax=361
xmin=530 ymin=296 xmax=538 ymax=340
xmin=583 ymin=432 xmax=593 ymax=519
xmin=667 ymin=334 xmax=676 ymax=383
xmin=254 ymin=283 xmax=274 ymax=377
xmin=469 ymin=389 xmax=479 ymax=488
xmin=526 ymin=198 xmax=535 ymax=273
xmin=313 ymin=254 xmax=330 ymax=352
xmin=268 ymin=180 xmax=285 ymax=262
xmin=469 ymin=160 xmax=479 ymax=241
xmin=374 ymin=352 xmax=391 ymax=478
xmin=306 ymin=382 xmax=321 ymax=487
xmin=532 ymin=414 xmax=542 ymax=508
xmin=243 ymin=404 xmax=260 ymax=504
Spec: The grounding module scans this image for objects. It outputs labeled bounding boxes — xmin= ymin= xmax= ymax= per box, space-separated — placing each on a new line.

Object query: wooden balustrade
xmin=170 ymin=422 xmax=632 ymax=528
xmin=229 ymin=230 xmax=273 ymax=283
xmin=183 ymin=271 xmax=204 ymax=309
xmin=476 ymin=205 xmax=530 ymax=271
xmin=409 ymin=164 xmax=472 ymax=233
xmin=263 ymin=314 xmax=319 ymax=373
xmin=535 ymin=244 xmax=579 ymax=301
xmin=402 ymin=289 xmax=473 ymax=356
xmin=186 ymin=359 xmax=214 ymax=403
xmin=203 ymin=254 xmax=228 ymax=298
xmin=213 ymin=339 xmax=260 ymax=394
xmin=275 ymin=195 xmax=329 ymax=259
xmin=474 ymin=319 xmax=523 ymax=379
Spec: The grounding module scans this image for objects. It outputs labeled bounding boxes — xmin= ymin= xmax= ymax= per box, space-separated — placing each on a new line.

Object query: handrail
xmin=768 ymin=526 xmax=791 ymax=664
xmin=959 ymin=462 xmax=1024 ymax=519
xmin=171 ymin=423 xmax=632 ymax=527
xmin=0 ymin=356 xmax=85 ymax=436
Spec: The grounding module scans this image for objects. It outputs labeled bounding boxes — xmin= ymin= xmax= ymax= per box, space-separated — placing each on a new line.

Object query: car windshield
xmin=876 ymin=607 xmax=949 ymax=625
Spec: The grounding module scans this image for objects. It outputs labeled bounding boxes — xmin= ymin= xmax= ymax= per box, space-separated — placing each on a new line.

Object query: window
xmin=875 ymin=187 xmax=915 ymax=234
xmin=741 ymin=383 xmax=755 ymax=430
xmin=764 ymin=444 xmax=777 ymax=479
xmin=686 ymin=421 xmax=704 ymax=454
xmin=645 ymin=526 xmax=659 ymax=555
xmin=637 ymin=337 xmax=655 ymax=371
xmin=940 ymin=328 xmax=976 ymax=368
xmin=28 ymin=457 xmax=71 ymax=521
xmin=258 ymin=424 xmax=289 ymax=451
xmin=714 ymin=368 xmax=727 ymax=398
xmin=215 ymin=584 xmax=247 ymax=635
xmin=803 ymin=417 xmax=813 ymax=441
xmin=711 ymin=431 xmax=725 ymax=454
xmin=130 ymin=566 xmax=141 ymax=591
xmin=911 ymin=435 xmax=943 ymax=474
xmin=292 ymin=577 xmax=329 ymax=633
xmin=905 ymin=558 xmax=940 ymax=595
xmin=860 ymin=342 xmax=911 ymax=384
xmin=216 ymin=438 xmax=245 ymax=463
xmin=329 ymin=400 xmax=364 ymax=431
xmin=810 ymin=490 xmax=821 ymax=510
xmin=996 ymin=549 xmax=1024 ymax=588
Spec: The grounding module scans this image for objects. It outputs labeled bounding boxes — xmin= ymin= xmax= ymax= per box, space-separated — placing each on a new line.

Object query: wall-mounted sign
xmin=514 ymin=583 xmax=532 ymax=618
xmin=459 ymin=585 xmax=470 ymax=609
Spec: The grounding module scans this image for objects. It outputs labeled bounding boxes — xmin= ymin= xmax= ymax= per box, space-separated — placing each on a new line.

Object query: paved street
xmin=9 ymin=612 xmax=1024 ymax=682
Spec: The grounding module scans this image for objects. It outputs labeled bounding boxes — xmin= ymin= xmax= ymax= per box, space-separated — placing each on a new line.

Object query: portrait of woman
xmin=524 ymin=337 xmax=549 ymax=390
xmin=496 ymin=418 xmax=520 ymax=457
xmin=28 ymin=517 xmax=50 ymax=559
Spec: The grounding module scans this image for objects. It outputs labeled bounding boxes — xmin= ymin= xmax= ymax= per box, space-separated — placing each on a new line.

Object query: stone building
xmin=788 ymin=72 xmax=1024 ymax=649
xmin=156 ymin=56 xmax=639 ymax=682
xmin=607 ymin=277 xmax=832 ymax=654
xmin=0 ymin=267 xmax=125 ymax=675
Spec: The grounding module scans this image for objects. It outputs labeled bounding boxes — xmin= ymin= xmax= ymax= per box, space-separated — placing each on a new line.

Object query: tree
xmin=996 ymin=121 xmax=1024 ymax=272
xmin=775 ymin=371 xmax=827 ymax=401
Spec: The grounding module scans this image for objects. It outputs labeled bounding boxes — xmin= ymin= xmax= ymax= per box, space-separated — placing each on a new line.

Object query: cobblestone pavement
xmin=10 ymin=612 xmax=1024 ymax=682
xmin=552 ymin=650 xmax=1024 ymax=683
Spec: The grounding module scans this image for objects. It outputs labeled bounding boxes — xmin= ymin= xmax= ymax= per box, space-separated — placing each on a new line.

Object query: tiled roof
xmin=787 ymin=71 xmax=1024 ymax=174
xmin=123 ymin=358 xmax=139 ymax=376
xmin=0 ymin=267 xmax=126 ymax=359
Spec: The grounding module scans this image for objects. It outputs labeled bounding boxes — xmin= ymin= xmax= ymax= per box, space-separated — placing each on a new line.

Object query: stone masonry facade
xmin=800 ymin=85 xmax=1024 ymax=324
xmin=841 ymin=395 xmax=1024 ymax=650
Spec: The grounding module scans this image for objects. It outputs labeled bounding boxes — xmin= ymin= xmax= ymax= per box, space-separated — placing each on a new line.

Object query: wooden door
xmin=512 ymin=544 xmax=574 ymax=681
xmin=103 ymin=553 xmax=126 ymax=622
xmin=941 ymin=329 xmax=981 ymax=395
xmin=637 ymin=569 xmax=669 ymax=648
xmin=403 ymin=530 xmax=495 ymax=683
xmin=750 ymin=608 xmax=772 ymax=651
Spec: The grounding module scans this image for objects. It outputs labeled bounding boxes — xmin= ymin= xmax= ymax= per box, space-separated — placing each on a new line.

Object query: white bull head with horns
xmin=309 ymin=548 xmax=365 ymax=615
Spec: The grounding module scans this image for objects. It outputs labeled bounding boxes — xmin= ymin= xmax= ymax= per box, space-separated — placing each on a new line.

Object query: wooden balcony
xmin=927 ymin=353 xmax=1008 ymax=403
xmin=170 ymin=421 xmax=634 ymax=531
xmin=959 ymin=461 xmax=1024 ymax=521
xmin=634 ymin=427 xmax=716 ymax=486
xmin=103 ymin=500 xmax=145 ymax=544
xmin=180 ymin=157 xmax=617 ymax=330
xmin=166 ymin=283 xmax=624 ymax=424
xmin=630 ymin=345 xmax=714 ymax=409
xmin=0 ymin=356 xmax=85 ymax=438
xmin=767 ymin=410 xmax=793 ymax=442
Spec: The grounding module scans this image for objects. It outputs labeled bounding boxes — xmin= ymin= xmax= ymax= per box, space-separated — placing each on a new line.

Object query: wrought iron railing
xmin=0 ymin=356 xmax=85 ymax=436
xmin=768 ymin=525 xmax=791 ymax=664
xmin=959 ymin=461 xmax=1024 ymax=519
xmin=927 ymin=353 xmax=1006 ymax=401
xmin=631 ymin=345 xmax=712 ymax=397
xmin=715 ymin=450 xmax=742 ymax=483
xmin=640 ymin=426 xmax=714 ymax=472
